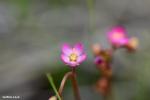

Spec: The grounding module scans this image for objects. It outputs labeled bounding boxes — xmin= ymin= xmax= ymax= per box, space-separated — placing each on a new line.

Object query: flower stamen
xmin=69 ymin=53 xmax=78 ymax=62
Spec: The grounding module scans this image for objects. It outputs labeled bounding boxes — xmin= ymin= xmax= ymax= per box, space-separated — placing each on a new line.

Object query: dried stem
xmin=58 ymin=68 xmax=81 ymax=100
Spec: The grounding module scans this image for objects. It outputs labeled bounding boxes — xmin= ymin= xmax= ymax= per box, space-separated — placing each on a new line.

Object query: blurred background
xmin=0 ymin=0 xmax=150 ymax=100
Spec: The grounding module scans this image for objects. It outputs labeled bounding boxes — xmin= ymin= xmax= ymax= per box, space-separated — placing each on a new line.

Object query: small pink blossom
xmin=107 ymin=26 xmax=129 ymax=47
xmin=94 ymin=56 xmax=104 ymax=65
xmin=61 ymin=43 xmax=86 ymax=67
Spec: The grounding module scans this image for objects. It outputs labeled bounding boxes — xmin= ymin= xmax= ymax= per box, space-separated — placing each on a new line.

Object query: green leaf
xmin=46 ymin=73 xmax=61 ymax=100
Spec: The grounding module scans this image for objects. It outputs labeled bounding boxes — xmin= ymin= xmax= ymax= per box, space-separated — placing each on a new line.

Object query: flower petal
xmin=113 ymin=26 xmax=126 ymax=33
xmin=61 ymin=54 xmax=70 ymax=64
xmin=94 ymin=56 xmax=104 ymax=64
xmin=77 ymin=54 xmax=87 ymax=63
xmin=61 ymin=43 xmax=72 ymax=56
xmin=119 ymin=38 xmax=129 ymax=45
xmin=73 ymin=43 xmax=84 ymax=55
xmin=61 ymin=43 xmax=87 ymax=68
xmin=68 ymin=61 xmax=79 ymax=67
xmin=107 ymin=26 xmax=129 ymax=46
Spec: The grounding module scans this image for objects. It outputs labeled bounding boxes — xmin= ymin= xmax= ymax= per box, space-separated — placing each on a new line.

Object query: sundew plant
xmin=2 ymin=0 xmax=150 ymax=100
xmin=47 ymin=25 xmax=138 ymax=100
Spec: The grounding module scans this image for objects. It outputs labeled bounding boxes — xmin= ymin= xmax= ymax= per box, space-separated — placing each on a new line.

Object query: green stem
xmin=87 ymin=0 xmax=95 ymax=33
xmin=46 ymin=73 xmax=61 ymax=100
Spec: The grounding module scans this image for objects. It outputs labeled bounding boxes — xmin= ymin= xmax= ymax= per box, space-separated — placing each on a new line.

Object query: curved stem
xmin=58 ymin=72 xmax=72 ymax=97
xmin=58 ymin=69 xmax=81 ymax=100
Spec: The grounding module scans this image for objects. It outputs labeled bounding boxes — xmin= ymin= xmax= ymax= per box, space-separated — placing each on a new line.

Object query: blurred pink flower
xmin=107 ymin=26 xmax=129 ymax=47
xmin=94 ymin=56 xmax=104 ymax=65
xmin=61 ymin=43 xmax=86 ymax=67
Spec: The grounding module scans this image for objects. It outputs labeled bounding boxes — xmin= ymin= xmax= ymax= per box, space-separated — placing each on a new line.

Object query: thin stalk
xmin=71 ymin=68 xmax=81 ymax=100
xmin=85 ymin=0 xmax=95 ymax=47
xmin=87 ymin=0 xmax=95 ymax=33
xmin=58 ymin=68 xmax=81 ymax=100
xmin=58 ymin=72 xmax=72 ymax=97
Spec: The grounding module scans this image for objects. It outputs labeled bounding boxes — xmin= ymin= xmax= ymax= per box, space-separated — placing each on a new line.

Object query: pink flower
xmin=94 ymin=56 xmax=104 ymax=65
xmin=107 ymin=26 xmax=129 ymax=47
xmin=61 ymin=43 xmax=87 ymax=67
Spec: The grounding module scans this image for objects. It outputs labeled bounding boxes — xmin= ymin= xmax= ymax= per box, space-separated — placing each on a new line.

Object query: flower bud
xmin=49 ymin=96 xmax=57 ymax=100
xmin=126 ymin=37 xmax=138 ymax=52
xmin=92 ymin=44 xmax=101 ymax=55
